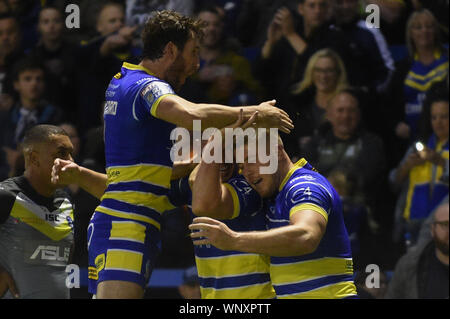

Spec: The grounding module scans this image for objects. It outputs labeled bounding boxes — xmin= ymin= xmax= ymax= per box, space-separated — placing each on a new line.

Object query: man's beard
xmin=165 ymin=53 xmax=186 ymax=91
xmin=434 ymin=236 xmax=449 ymax=256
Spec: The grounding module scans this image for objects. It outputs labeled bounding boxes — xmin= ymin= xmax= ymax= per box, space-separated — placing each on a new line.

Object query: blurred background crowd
xmin=0 ymin=0 xmax=448 ymax=299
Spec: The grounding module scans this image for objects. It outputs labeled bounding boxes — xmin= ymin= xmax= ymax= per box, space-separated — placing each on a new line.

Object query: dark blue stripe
xmin=195 ymin=246 xmax=255 ymax=259
xmin=274 ymin=274 xmax=354 ymax=296
xmin=199 ymin=273 xmax=271 ymax=290
xmin=270 ymin=255 xmax=352 ymax=265
xmin=106 ymin=181 xmax=168 ymax=195
xmin=100 ymin=198 xmax=162 ymax=223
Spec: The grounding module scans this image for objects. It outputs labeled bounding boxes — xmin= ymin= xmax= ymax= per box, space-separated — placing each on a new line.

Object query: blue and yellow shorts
xmin=87 ymin=211 xmax=161 ymax=295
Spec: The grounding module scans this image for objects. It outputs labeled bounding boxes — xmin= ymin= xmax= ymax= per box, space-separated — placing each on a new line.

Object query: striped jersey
xmin=190 ymin=176 xmax=275 ymax=299
xmin=97 ymin=62 xmax=177 ymax=231
xmin=404 ymin=50 xmax=448 ymax=139
xmin=265 ymin=159 xmax=357 ymax=299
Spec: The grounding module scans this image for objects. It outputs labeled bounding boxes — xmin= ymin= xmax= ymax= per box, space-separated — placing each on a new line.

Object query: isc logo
xmin=45 ymin=214 xmax=60 ymax=222
xmin=30 ymin=245 xmax=70 ymax=262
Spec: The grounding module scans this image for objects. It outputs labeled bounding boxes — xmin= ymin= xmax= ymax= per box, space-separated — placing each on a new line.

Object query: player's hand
xmin=51 ymin=158 xmax=81 ymax=187
xmin=256 ymin=100 xmax=294 ymax=134
xmin=0 ymin=266 xmax=19 ymax=298
xmin=189 ymin=217 xmax=238 ymax=250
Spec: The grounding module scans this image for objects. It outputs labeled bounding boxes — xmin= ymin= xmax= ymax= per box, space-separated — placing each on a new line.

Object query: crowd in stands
xmin=0 ymin=0 xmax=448 ymax=299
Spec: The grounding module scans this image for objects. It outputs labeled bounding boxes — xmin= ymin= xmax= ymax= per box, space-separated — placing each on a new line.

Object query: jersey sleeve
xmin=0 ymin=187 xmax=16 ymax=224
xmin=284 ymin=180 xmax=333 ymax=222
xmin=140 ymin=80 xmax=175 ymax=118
xmin=223 ymin=177 xmax=262 ymax=219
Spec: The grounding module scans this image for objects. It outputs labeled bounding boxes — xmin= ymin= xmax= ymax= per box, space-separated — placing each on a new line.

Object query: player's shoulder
xmin=284 ymin=166 xmax=334 ymax=199
xmin=0 ymin=177 xmax=22 ymax=195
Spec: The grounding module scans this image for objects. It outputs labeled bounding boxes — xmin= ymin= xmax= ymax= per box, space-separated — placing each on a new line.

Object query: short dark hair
xmin=141 ymin=10 xmax=204 ymax=60
xmin=39 ymin=4 xmax=64 ymax=19
xmin=22 ymin=125 xmax=69 ymax=152
xmin=12 ymin=57 xmax=45 ymax=82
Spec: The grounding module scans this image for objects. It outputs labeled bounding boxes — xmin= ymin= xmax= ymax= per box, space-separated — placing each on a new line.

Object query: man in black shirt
xmin=386 ymin=202 xmax=449 ymax=299
xmin=0 ymin=125 xmax=75 ymax=299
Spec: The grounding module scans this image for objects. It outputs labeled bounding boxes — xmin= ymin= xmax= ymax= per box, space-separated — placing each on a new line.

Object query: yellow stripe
xmin=122 ymin=62 xmax=155 ymax=76
xmin=102 ymin=191 xmax=175 ymax=213
xmin=150 ymin=94 xmax=175 ymax=118
xmin=277 ymin=281 xmax=357 ymax=299
xmin=106 ymin=164 xmax=172 ymax=188
xmin=289 ymin=203 xmax=328 ymax=222
xmin=200 ymin=283 xmax=275 ymax=299
xmin=105 ymin=249 xmax=143 ymax=274
xmin=10 ymin=201 xmax=73 ymax=241
xmin=96 ymin=206 xmax=160 ymax=230
xmin=407 ymin=62 xmax=448 ymax=81
xmin=405 ymin=73 xmax=447 ymax=92
xmin=270 ymin=257 xmax=354 ymax=285
xmin=279 ymin=158 xmax=308 ymax=191
xmin=110 ymin=221 xmax=146 ymax=243
xmin=403 ymin=152 xmax=448 ymax=220
xmin=223 ymin=183 xmax=240 ymax=219
xmin=195 ymin=254 xmax=271 ymax=278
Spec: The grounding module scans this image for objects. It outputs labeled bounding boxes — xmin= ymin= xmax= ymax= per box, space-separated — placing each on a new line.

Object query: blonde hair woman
xmin=395 ymin=9 xmax=448 ymax=142
xmin=286 ymin=49 xmax=348 ymax=156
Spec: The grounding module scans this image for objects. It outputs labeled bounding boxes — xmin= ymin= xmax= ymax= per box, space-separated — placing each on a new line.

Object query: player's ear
xmin=165 ymin=42 xmax=179 ymax=61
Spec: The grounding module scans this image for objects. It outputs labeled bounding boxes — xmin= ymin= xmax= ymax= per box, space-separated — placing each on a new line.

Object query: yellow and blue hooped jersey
xmin=266 ymin=159 xmax=357 ymax=299
xmin=404 ymin=135 xmax=449 ymax=221
xmin=404 ymin=50 xmax=448 ymax=138
xmin=193 ymin=176 xmax=275 ymax=299
xmin=96 ymin=62 xmax=177 ymax=230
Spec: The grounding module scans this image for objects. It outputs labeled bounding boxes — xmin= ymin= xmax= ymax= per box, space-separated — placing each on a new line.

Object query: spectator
xmin=412 ymin=0 xmax=449 ymax=40
xmin=77 ymin=1 xmax=139 ymax=133
xmin=330 ymin=0 xmax=395 ymax=95
xmin=367 ymin=0 xmax=414 ymax=45
xmin=125 ymin=0 xmax=194 ymax=45
xmin=31 ymin=5 xmax=78 ymax=119
xmin=0 ymin=124 xmax=75 ymax=299
xmin=390 ymin=9 xmax=448 ymax=145
xmin=302 ymin=88 xmax=387 ymax=211
xmin=177 ymin=266 xmax=201 ymax=299
xmin=390 ymin=91 xmax=449 ymax=245
xmin=181 ymin=6 xmax=261 ymax=105
xmin=254 ymin=0 xmax=331 ymax=106
xmin=285 ymin=48 xmax=348 ymax=157
xmin=0 ymin=57 xmax=64 ymax=177
xmin=385 ymin=202 xmax=449 ymax=299
xmin=0 ymin=13 xmax=24 ymax=112
xmin=236 ymin=0 xmax=299 ymax=48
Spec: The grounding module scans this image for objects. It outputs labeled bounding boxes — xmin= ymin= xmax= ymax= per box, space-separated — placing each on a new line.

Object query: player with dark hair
xmin=0 ymin=124 xmax=75 ymax=299
xmin=78 ymin=10 xmax=292 ymax=299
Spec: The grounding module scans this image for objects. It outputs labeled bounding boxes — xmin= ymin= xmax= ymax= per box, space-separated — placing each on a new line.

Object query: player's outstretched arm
xmin=155 ymin=95 xmax=294 ymax=133
xmin=189 ymin=209 xmax=327 ymax=257
xmin=51 ymin=159 xmax=107 ymax=200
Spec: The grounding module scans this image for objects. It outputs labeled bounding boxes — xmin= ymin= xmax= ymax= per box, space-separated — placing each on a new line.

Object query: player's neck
xmin=24 ymin=170 xmax=55 ymax=198
xmin=139 ymin=59 xmax=169 ymax=80
xmin=276 ymin=155 xmax=294 ymax=190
